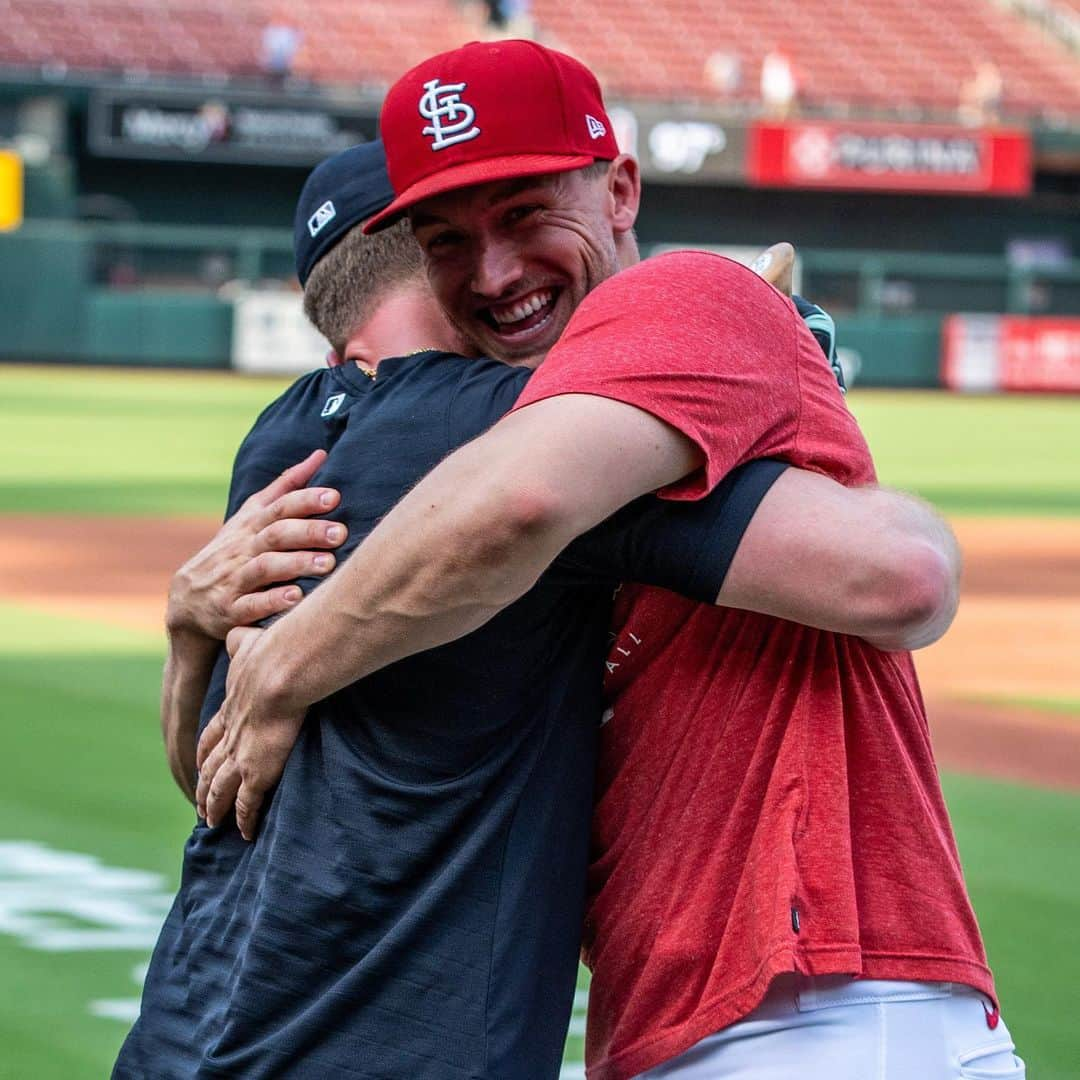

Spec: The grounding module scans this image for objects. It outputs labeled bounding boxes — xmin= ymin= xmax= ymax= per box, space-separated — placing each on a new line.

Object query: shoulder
xmin=590 ymin=251 xmax=787 ymax=308
xmin=387 ymin=352 xmax=526 ymax=407
xmin=444 ymin=355 xmax=531 ymax=439
xmin=370 ymin=351 xmax=528 ymax=446
xmin=229 ymin=369 xmax=338 ymax=513
xmin=251 ymin=368 xmax=338 ymax=429
xmin=564 ymin=252 xmax=795 ymax=344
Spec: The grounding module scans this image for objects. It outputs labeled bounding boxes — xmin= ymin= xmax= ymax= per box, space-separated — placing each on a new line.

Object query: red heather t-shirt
xmin=513 ymin=253 xmax=993 ymax=1080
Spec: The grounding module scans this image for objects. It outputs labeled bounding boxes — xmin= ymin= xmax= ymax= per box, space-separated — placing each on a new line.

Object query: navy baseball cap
xmin=293 ymin=140 xmax=395 ymax=286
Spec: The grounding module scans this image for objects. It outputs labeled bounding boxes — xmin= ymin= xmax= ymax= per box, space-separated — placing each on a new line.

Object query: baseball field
xmin=1 ymin=363 xmax=1078 ymax=1079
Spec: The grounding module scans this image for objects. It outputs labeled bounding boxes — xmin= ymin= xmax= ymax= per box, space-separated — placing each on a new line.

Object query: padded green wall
xmin=836 ymin=316 xmax=942 ymax=388
xmin=0 ymin=229 xmax=90 ymax=358
xmin=85 ymin=291 xmax=231 ymax=368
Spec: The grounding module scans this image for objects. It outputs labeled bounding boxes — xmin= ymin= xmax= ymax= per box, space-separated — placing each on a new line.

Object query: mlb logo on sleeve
xmin=321 ymin=393 xmax=346 ymax=417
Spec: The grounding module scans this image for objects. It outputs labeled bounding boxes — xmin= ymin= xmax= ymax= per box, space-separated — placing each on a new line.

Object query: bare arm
xmin=161 ymin=629 xmax=219 ymax=804
xmin=719 ymin=468 xmax=959 ymax=651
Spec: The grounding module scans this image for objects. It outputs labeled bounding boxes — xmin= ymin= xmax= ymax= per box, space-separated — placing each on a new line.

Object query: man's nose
xmin=471 ymin=239 xmax=524 ymax=299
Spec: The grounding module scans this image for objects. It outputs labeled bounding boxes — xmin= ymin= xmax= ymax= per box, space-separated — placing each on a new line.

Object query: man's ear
xmin=607 ymin=154 xmax=641 ymax=237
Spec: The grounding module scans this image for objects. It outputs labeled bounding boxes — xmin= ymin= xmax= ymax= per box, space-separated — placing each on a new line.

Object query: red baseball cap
xmin=364 ymin=39 xmax=619 ymax=233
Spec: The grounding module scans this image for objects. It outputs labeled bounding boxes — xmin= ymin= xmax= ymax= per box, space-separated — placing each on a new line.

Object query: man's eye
xmin=425 ymin=231 xmax=461 ymax=253
xmin=506 ymin=204 xmax=541 ymax=226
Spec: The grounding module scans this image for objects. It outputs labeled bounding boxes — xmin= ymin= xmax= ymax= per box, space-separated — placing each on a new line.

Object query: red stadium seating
xmin=531 ymin=0 xmax=1080 ymax=119
xmin=0 ymin=0 xmax=1078 ymax=120
xmin=0 ymin=0 xmax=483 ymax=85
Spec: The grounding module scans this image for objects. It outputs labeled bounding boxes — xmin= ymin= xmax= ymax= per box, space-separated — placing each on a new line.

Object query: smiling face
xmin=409 ymin=158 xmax=640 ymax=368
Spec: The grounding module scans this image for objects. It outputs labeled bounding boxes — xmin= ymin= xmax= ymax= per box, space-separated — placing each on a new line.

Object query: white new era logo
xmin=419 ymin=79 xmax=481 ymax=151
xmin=308 ymin=200 xmax=336 ymax=237
xmin=321 ymin=393 xmax=345 ymax=417
xmin=586 ymin=114 xmax=607 ymax=140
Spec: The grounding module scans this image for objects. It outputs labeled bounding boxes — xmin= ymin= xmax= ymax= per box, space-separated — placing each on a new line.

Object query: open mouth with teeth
xmin=481 ymin=287 xmax=560 ymax=338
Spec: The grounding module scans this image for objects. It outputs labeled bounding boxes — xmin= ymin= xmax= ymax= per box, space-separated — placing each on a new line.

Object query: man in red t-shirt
xmin=199 ymin=41 xmax=1023 ymax=1080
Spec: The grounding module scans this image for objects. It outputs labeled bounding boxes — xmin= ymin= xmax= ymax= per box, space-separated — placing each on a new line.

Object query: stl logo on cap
xmin=418 ymin=79 xmax=480 ymax=151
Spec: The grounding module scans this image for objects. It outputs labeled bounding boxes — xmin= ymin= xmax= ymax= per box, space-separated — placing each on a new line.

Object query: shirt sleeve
xmin=511 ymin=252 xmax=804 ymax=500
xmin=548 ymin=458 xmax=788 ymax=602
xmin=225 ymin=371 xmax=336 ymax=518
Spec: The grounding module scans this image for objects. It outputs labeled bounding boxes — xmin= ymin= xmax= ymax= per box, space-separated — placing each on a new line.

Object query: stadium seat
xmin=0 ymin=0 xmax=1078 ymax=119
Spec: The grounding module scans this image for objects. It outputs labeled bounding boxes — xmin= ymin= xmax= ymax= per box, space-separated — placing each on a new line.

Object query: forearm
xmin=260 ymin=441 xmax=577 ymax=713
xmin=161 ymin=628 xmax=219 ymax=803
xmin=858 ymin=489 xmax=959 ymax=651
xmin=719 ymin=472 xmax=960 ymax=651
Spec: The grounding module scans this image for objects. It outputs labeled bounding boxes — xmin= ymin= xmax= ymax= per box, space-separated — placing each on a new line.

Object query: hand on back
xmin=166 ymin=449 xmax=347 ymax=641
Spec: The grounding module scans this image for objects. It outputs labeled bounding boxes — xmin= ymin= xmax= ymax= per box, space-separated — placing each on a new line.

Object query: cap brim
xmin=362 ymin=152 xmax=596 ymax=234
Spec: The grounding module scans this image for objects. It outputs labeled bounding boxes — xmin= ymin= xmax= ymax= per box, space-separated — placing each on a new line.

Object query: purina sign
xmin=749 ymin=121 xmax=1031 ymax=195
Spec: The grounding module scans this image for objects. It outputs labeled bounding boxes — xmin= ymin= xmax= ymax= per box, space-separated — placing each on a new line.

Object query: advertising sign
xmin=89 ymin=90 xmax=378 ymax=165
xmin=608 ymin=103 xmax=747 ymax=184
xmin=749 ymin=122 xmax=1031 ymax=196
xmin=943 ymin=314 xmax=1080 ymax=392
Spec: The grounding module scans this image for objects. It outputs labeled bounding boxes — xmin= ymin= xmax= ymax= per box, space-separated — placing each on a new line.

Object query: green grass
xmin=3 ymin=366 xmax=1080 ymax=517
xmin=0 ymin=366 xmax=289 ymax=516
xmin=0 ymin=608 xmax=191 ymax=1080
xmin=849 ymin=390 xmax=1080 ymax=516
xmin=964 ymin=693 xmax=1080 ymax=719
xmin=942 ymin=774 xmax=1080 ymax=1079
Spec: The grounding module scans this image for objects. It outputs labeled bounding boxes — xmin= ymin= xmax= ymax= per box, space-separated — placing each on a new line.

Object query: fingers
xmin=195 ymin=736 xmax=228 ymax=818
xmin=226 ymin=624 xmax=263 ymax=660
xmin=259 ymin=484 xmax=342 ymax=527
xmin=196 ymin=711 xmax=226 ymax=771
xmin=257 ymin=515 xmax=346 ymax=555
xmin=234 ymin=545 xmax=338 ymax=594
xmin=235 ymin=781 xmax=267 ymax=842
xmin=231 ymin=584 xmax=304 ymax=627
xmin=204 ymin=758 xmax=242 ymax=830
xmin=251 ymin=450 xmax=329 ymax=508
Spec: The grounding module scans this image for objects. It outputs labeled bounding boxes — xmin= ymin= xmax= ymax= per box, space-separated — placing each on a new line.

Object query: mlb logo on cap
xmin=307 ymin=200 xmax=337 ymax=237
xmin=365 ymin=39 xmax=620 ymax=232
xmin=293 ymin=140 xmax=395 ymax=286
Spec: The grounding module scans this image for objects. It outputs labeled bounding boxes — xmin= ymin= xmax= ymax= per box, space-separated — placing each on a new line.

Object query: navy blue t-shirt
xmin=116 ymin=353 xmax=784 ymax=1080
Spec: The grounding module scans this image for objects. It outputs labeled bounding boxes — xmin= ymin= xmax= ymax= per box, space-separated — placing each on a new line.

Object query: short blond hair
xmin=302 ymin=219 xmax=423 ymax=354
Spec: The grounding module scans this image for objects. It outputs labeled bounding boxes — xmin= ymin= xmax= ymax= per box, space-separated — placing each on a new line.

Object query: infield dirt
xmin=2 ymin=514 xmax=1078 ymax=792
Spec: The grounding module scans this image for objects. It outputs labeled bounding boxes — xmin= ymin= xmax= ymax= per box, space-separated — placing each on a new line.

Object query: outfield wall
xmin=5 ymin=223 xmax=1080 ymax=386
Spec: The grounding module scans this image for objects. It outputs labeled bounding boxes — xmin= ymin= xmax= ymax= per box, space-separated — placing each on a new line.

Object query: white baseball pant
xmin=635 ymin=975 xmax=1024 ymax=1080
